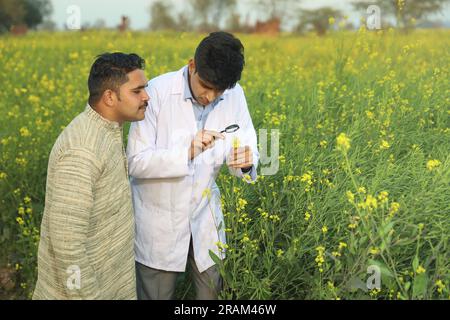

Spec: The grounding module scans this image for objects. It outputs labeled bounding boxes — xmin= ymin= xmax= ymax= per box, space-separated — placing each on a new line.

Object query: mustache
xmin=140 ymin=101 xmax=148 ymax=108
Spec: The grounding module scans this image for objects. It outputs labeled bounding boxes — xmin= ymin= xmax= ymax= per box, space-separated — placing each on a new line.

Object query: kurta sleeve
xmin=127 ymin=83 xmax=193 ymax=179
xmin=46 ymin=148 xmax=102 ymax=299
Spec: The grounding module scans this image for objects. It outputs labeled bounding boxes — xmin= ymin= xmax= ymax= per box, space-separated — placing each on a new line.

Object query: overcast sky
xmin=49 ymin=0 xmax=450 ymax=30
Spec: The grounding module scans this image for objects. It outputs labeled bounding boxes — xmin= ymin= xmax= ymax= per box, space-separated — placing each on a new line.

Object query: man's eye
xmin=133 ymin=91 xmax=140 ymax=94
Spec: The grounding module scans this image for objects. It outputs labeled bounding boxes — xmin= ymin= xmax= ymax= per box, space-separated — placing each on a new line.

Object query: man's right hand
xmin=189 ymin=130 xmax=224 ymax=160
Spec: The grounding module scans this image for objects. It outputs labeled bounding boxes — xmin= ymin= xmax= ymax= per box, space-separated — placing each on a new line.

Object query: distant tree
xmin=93 ymin=19 xmax=107 ymax=30
xmin=0 ymin=0 xmax=51 ymax=32
xmin=295 ymin=7 xmax=343 ymax=36
xmin=226 ymin=11 xmax=242 ymax=32
xmin=188 ymin=0 xmax=237 ymax=31
xmin=212 ymin=0 xmax=236 ymax=30
xmin=0 ymin=0 xmax=26 ymax=32
xmin=38 ymin=20 xmax=57 ymax=31
xmin=255 ymin=0 xmax=298 ymax=20
xmin=352 ymin=0 xmax=450 ymax=30
xmin=189 ymin=0 xmax=215 ymax=31
xmin=251 ymin=0 xmax=300 ymax=31
xmin=79 ymin=22 xmax=91 ymax=31
xmin=174 ymin=12 xmax=192 ymax=31
xmin=22 ymin=0 xmax=52 ymax=29
xmin=149 ymin=0 xmax=177 ymax=30
xmin=225 ymin=11 xmax=253 ymax=33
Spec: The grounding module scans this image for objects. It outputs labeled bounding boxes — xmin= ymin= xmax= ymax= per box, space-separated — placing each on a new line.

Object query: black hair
xmin=194 ymin=31 xmax=245 ymax=91
xmin=88 ymin=52 xmax=145 ymax=105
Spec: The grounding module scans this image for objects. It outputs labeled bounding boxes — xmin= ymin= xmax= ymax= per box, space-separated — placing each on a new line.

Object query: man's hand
xmin=227 ymin=146 xmax=253 ymax=170
xmin=190 ymin=130 xmax=224 ymax=160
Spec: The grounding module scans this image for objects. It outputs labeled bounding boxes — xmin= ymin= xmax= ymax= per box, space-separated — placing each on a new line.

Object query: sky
xmin=48 ymin=0 xmax=450 ymax=30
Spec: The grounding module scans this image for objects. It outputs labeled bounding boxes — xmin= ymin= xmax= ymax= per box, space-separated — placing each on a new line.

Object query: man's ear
xmin=188 ymin=59 xmax=195 ymax=74
xmin=102 ymin=89 xmax=116 ymax=107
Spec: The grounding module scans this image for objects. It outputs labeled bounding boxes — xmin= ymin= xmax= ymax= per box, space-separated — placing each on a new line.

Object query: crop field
xmin=0 ymin=29 xmax=448 ymax=299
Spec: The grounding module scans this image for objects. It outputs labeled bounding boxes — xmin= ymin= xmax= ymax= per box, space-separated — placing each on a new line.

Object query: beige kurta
xmin=33 ymin=105 xmax=136 ymax=300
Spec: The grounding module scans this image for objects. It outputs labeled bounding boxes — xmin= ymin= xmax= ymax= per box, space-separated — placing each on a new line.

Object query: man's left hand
xmin=227 ymin=146 xmax=253 ymax=169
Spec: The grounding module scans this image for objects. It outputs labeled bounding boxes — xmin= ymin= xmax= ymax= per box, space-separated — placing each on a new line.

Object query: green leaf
xmin=209 ymin=249 xmax=221 ymax=266
xmin=412 ymin=273 xmax=428 ymax=298
xmin=368 ymin=259 xmax=394 ymax=278
xmin=404 ymin=281 xmax=411 ymax=292
xmin=347 ymin=276 xmax=367 ymax=292
xmin=381 ymin=222 xmax=394 ymax=236
xmin=359 ymin=235 xmax=368 ymax=245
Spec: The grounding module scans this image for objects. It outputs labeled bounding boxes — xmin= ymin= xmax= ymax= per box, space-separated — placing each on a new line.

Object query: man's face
xmin=188 ymin=59 xmax=224 ymax=106
xmin=114 ymin=69 xmax=149 ymax=122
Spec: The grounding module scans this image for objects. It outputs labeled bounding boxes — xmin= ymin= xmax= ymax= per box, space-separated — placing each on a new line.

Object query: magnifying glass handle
xmin=213 ymin=131 xmax=223 ymax=140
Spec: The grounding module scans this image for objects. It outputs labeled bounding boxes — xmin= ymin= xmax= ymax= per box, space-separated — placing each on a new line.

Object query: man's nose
xmin=143 ymin=90 xmax=150 ymax=101
xmin=206 ymin=91 xmax=216 ymax=102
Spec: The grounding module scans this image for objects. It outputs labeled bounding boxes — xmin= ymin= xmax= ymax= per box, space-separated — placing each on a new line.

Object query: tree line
xmin=149 ymin=0 xmax=449 ymax=34
xmin=1 ymin=0 xmax=448 ymax=35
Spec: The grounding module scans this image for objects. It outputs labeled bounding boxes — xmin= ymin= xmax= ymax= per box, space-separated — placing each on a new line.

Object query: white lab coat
xmin=127 ymin=66 xmax=259 ymax=273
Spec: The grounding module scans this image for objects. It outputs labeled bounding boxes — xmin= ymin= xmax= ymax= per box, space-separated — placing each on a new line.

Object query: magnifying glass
xmin=220 ymin=124 xmax=240 ymax=134
xmin=213 ymin=124 xmax=240 ymax=140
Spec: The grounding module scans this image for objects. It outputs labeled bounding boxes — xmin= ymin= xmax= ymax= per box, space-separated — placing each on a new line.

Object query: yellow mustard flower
xmin=346 ymin=191 xmax=355 ymax=203
xmin=426 ymin=159 xmax=441 ymax=171
xmin=380 ymin=140 xmax=390 ymax=150
xmin=416 ymin=265 xmax=426 ymax=274
xmin=336 ymin=133 xmax=351 ymax=152
xmin=304 ymin=211 xmax=311 ymax=221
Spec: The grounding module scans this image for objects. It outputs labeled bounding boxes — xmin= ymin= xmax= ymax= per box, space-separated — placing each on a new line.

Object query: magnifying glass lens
xmin=224 ymin=124 xmax=240 ymax=133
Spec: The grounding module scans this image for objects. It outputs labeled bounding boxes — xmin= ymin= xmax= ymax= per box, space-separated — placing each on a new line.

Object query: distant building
xmin=252 ymin=18 xmax=280 ymax=35
xmin=118 ymin=16 xmax=130 ymax=32
xmin=11 ymin=24 xmax=28 ymax=36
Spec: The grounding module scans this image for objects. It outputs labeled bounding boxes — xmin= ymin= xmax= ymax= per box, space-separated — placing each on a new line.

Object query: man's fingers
xmin=198 ymin=131 xmax=224 ymax=145
xmin=228 ymin=151 xmax=252 ymax=166
xmin=202 ymin=140 xmax=215 ymax=150
xmin=228 ymin=161 xmax=253 ymax=168
xmin=229 ymin=155 xmax=252 ymax=164
xmin=232 ymin=148 xmax=252 ymax=156
xmin=230 ymin=153 xmax=252 ymax=163
xmin=227 ymin=145 xmax=252 ymax=167
xmin=231 ymin=147 xmax=252 ymax=161
xmin=204 ymin=130 xmax=225 ymax=140
xmin=191 ymin=130 xmax=223 ymax=159
xmin=232 ymin=146 xmax=250 ymax=155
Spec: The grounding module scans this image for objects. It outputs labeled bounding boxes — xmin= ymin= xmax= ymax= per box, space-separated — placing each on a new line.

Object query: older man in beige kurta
xmin=33 ymin=105 xmax=136 ymax=299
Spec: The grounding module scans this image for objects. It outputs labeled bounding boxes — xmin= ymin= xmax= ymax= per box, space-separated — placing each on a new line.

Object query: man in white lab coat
xmin=127 ymin=32 xmax=259 ymax=300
